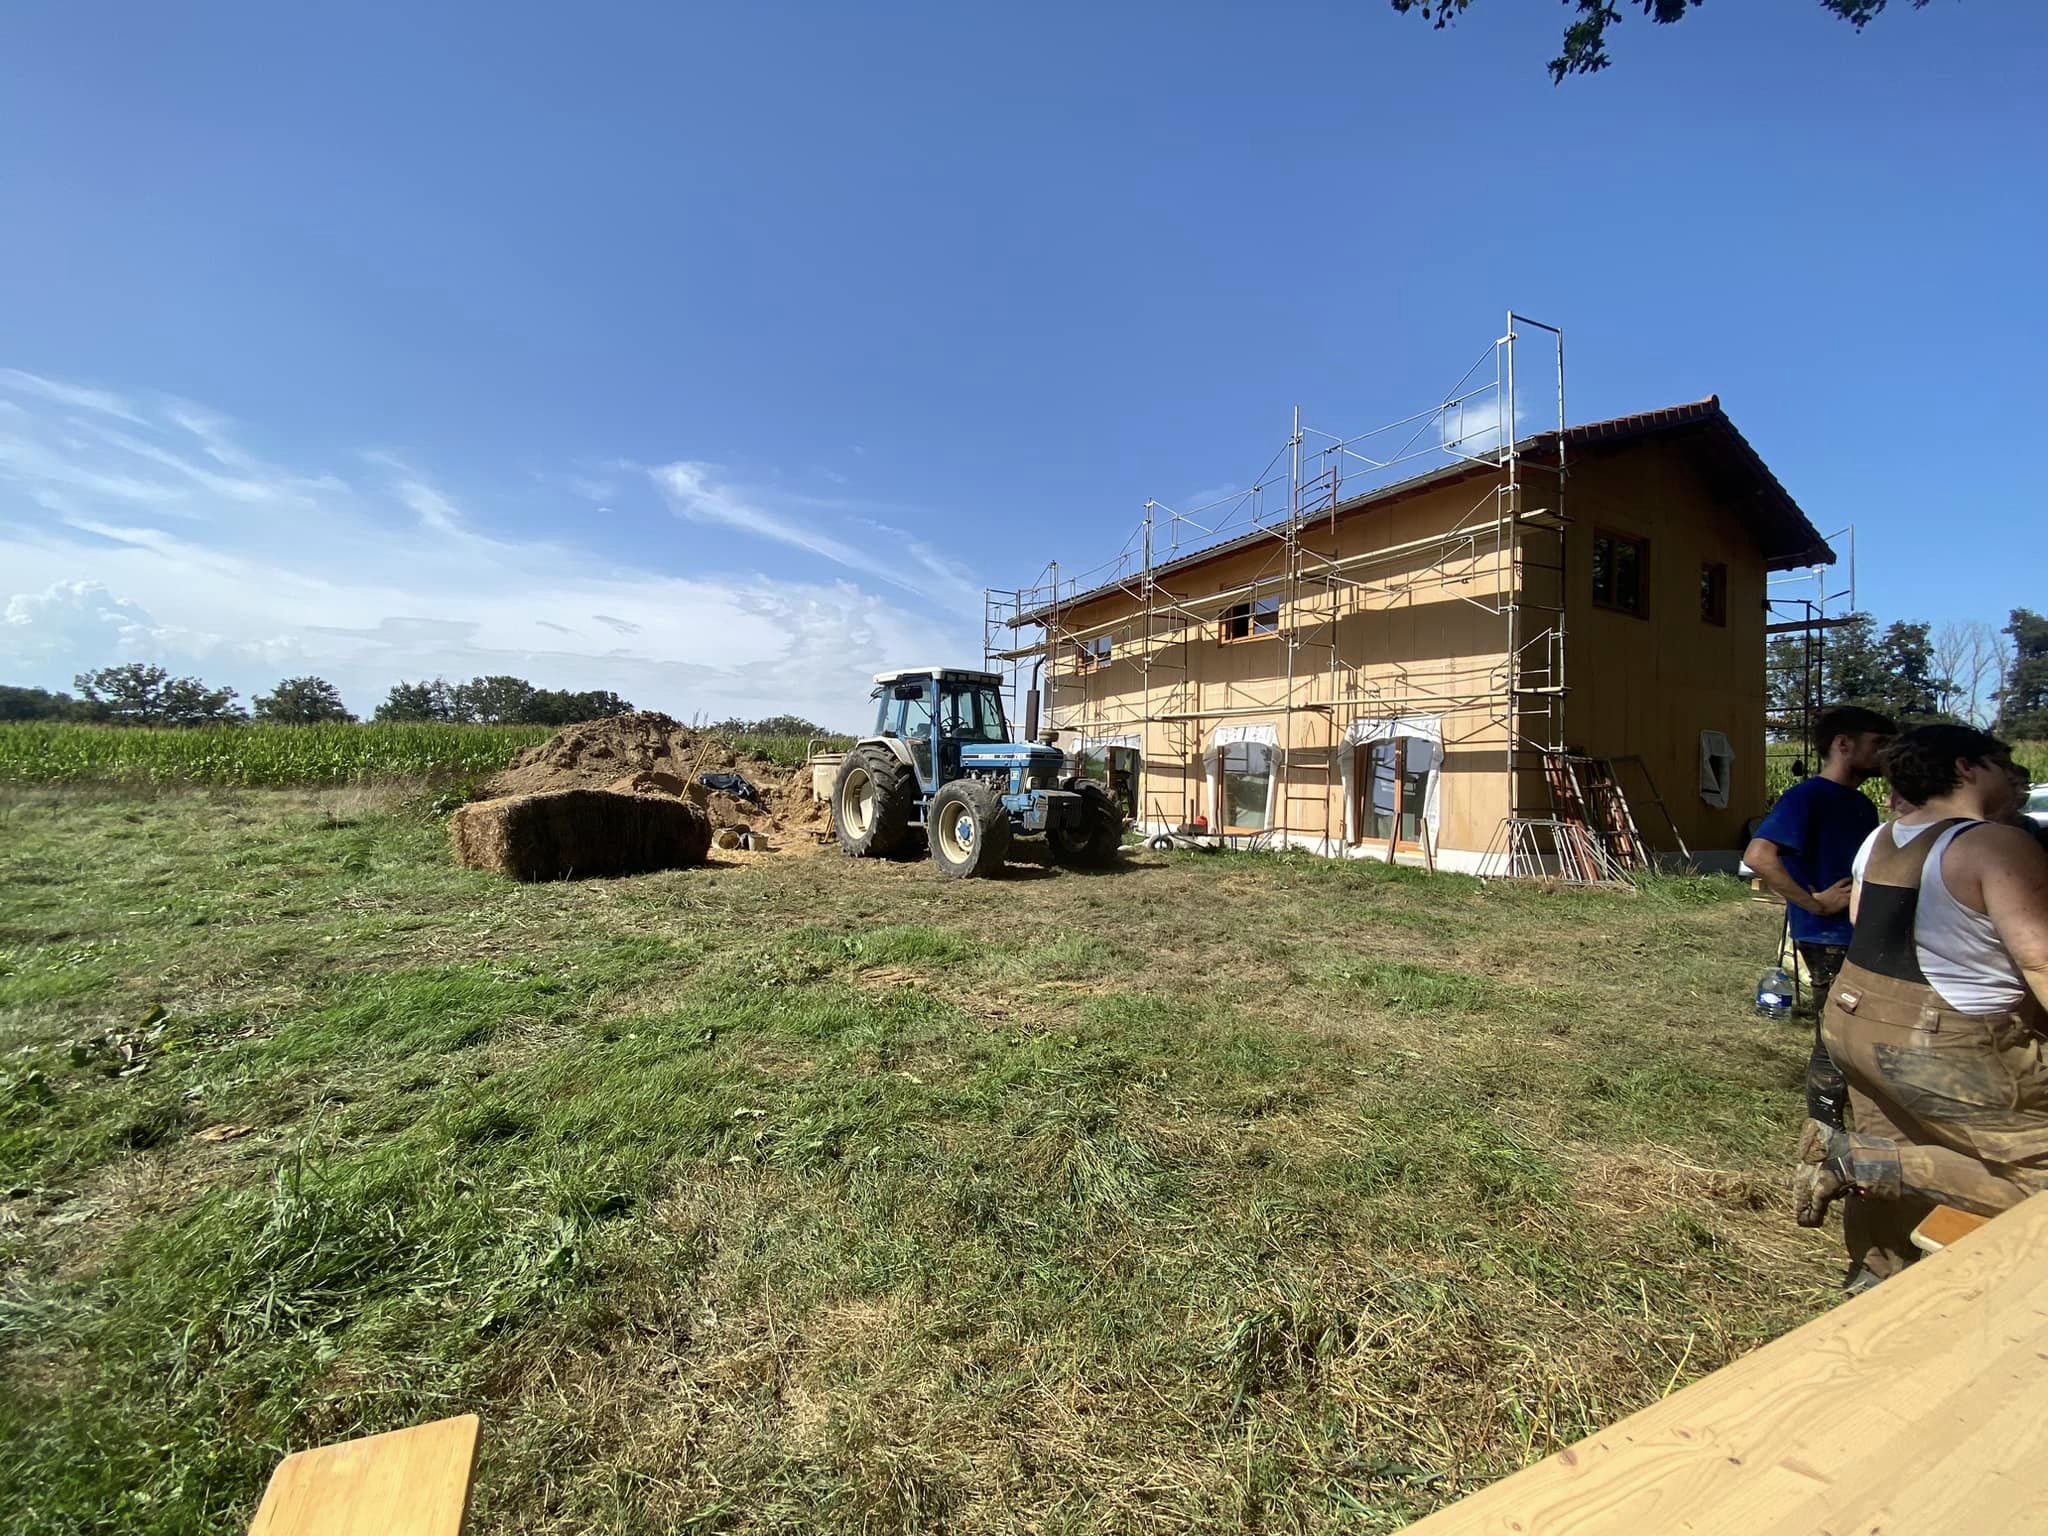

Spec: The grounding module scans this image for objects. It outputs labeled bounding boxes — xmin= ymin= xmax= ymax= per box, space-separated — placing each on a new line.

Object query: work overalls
xmin=1821 ymin=817 xmax=2048 ymax=1276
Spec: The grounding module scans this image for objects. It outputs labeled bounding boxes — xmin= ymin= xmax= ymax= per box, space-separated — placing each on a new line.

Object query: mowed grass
xmin=0 ymin=787 xmax=1834 ymax=1534
xmin=0 ymin=722 xmax=853 ymax=787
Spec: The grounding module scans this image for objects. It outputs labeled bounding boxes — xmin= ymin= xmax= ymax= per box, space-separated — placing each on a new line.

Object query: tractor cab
xmin=868 ymin=667 xmax=1064 ymax=795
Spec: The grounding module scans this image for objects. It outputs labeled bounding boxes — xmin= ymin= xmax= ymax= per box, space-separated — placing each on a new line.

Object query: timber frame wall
xmin=986 ymin=318 xmax=1576 ymax=876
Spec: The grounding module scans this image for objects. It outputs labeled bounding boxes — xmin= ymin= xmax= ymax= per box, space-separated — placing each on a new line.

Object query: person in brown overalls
xmin=1795 ymin=724 xmax=2048 ymax=1282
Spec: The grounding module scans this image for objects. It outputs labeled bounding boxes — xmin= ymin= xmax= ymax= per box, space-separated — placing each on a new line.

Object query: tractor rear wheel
xmin=928 ymin=778 xmax=1011 ymax=878
xmin=1048 ymin=781 xmax=1125 ymax=868
xmin=833 ymin=746 xmax=918 ymax=858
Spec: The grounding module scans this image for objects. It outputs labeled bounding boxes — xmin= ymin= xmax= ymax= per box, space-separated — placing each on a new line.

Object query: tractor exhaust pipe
xmin=1023 ymin=657 xmax=1045 ymax=741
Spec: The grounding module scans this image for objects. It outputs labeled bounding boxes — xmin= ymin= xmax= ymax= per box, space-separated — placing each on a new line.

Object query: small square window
xmin=1592 ymin=531 xmax=1649 ymax=618
xmin=1074 ymin=634 xmax=1112 ymax=671
xmin=1700 ymin=562 xmax=1728 ymax=626
xmin=1221 ymin=598 xmax=1280 ymax=642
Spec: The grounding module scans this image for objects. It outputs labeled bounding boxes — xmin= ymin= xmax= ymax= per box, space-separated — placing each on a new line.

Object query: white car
xmin=2027 ymin=784 xmax=2048 ymax=830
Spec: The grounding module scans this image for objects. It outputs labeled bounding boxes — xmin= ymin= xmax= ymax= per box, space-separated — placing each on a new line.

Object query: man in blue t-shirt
xmin=1745 ymin=705 xmax=1895 ymax=1130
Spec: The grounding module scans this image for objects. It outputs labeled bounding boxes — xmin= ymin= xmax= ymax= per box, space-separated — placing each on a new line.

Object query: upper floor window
xmin=1221 ymin=597 xmax=1280 ymax=642
xmin=1699 ymin=562 xmax=1728 ymax=626
xmin=1074 ymin=634 xmax=1112 ymax=671
xmin=1592 ymin=530 xmax=1648 ymax=618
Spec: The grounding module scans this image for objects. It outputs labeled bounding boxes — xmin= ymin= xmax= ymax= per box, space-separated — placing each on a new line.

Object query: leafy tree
xmin=1997 ymin=608 xmax=2048 ymax=741
xmin=1768 ymin=611 xmax=1956 ymax=740
xmin=449 ymin=675 xmax=538 ymax=726
xmin=1873 ymin=620 xmax=1948 ymax=725
xmin=375 ymin=678 xmax=633 ymax=726
xmin=73 ymin=663 xmax=244 ymax=727
xmin=526 ymin=688 xmax=635 ymax=725
xmin=1391 ymin=0 xmax=1942 ymax=82
xmin=252 ymin=676 xmax=355 ymax=724
xmin=710 ymin=714 xmax=836 ymax=738
xmin=1766 ymin=632 xmax=1819 ymax=740
xmin=0 ymin=684 xmax=101 ymax=722
xmin=375 ymin=679 xmax=457 ymax=723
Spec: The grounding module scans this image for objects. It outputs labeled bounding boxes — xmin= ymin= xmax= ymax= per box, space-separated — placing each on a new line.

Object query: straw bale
xmin=450 ymin=788 xmax=711 ymax=880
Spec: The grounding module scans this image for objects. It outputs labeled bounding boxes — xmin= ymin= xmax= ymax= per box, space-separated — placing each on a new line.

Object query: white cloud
xmin=649 ymin=460 xmax=986 ymax=611
xmin=1438 ymin=396 xmax=1530 ymax=463
xmin=0 ymin=373 xmax=982 ymax=727
xmin=0 ymin=368 xmax=147 ymax=426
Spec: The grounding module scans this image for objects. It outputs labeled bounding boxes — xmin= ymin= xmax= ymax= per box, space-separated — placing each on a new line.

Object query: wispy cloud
xmin=0 ymin=368 xmax=147 ymax=426
xmin=650 ymin=460 xmax=987 ymax=610
xmin=0 ymin=371 xmax=981 ymax=725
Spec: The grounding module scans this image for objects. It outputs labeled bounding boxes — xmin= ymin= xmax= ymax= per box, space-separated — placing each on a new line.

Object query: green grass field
xmin=0 ymin=722 xmax=849 ymax=788
xmin=0 ymin=782 xmax=1837 ymax=1534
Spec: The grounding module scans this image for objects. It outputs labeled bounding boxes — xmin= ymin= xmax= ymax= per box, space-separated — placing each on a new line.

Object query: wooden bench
xmin=248 ymin=1414 xmax=479 ymax=1536
xmin=1398 ymin=1190 xmax=2048 ymax=1533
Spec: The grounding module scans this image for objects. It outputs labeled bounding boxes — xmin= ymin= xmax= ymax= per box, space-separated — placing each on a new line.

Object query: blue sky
xmin=2 ymin=0 xmax=2041 ymax=729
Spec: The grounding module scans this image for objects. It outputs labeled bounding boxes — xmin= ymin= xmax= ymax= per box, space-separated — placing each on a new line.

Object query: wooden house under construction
xmin=990 ymin=355 xmax=1835 ymax=875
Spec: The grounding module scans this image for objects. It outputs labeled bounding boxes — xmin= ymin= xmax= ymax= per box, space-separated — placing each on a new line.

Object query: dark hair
xmin=1881 ymin=724 xmax=2010 ymax=806
xmin=1815 ymin=705 xmax=1895 ymax=761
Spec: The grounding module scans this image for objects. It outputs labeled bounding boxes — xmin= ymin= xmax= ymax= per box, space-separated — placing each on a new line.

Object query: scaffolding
xmin=984 ymin=314 xmax=1578 ymax=875
xmin=1765 ymin=527 xmax=1857 ymax=766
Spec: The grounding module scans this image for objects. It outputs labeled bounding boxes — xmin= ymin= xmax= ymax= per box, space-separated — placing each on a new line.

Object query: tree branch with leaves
xmin=1390 ymin=0 xmax=1942 ymax=82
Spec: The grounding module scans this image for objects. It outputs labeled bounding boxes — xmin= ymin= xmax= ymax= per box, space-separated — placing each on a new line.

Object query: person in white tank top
xmin=1795 ymin=724 xmax=2048 ymax=1283
xmin=1851 ymin=818 xmax=2027 ymax=1013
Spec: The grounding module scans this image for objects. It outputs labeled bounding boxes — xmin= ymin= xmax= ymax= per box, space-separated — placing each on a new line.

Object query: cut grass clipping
xmin=1 ymin=786 xmax=1835 ymax=1534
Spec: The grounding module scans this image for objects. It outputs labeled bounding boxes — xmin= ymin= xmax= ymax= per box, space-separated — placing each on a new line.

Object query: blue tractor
xmin=831 ymin=667 xmax=1125 ymax=878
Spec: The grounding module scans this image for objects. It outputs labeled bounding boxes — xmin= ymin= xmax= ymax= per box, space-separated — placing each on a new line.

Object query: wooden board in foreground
xmin=1912 ymin=1203 xmax=1990 ymax=1254
xmin=1400 ymin=1191 xmax=2048 ymax=1535
xmin=248 ymin=1414 xmax=479 ymax=1536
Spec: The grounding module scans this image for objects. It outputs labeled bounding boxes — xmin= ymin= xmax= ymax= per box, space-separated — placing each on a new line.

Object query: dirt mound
xmin=483 ymin=713 xmax=735 ymax=798
xmin=482 ymin=712 xmax=832 ymax=855
xmin=450 ymin=788 xmax=713 ymax=880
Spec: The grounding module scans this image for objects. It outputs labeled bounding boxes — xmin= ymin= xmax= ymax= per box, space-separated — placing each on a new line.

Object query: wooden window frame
xmin=1220 ymin=597 xmax=1281 ymax=645
xmin=1591 ymin=527 xmax=1651 ymax=620
xmin=1215 ymin=740 xmax=1275 ymax=835
xmin=1353 ymin=736 xmax=1434 ymax=851
xmin=1699 ymin=561 xmax=1729 ymax=627
xmin=1074 ymin=634 xmax=1113 ymax=672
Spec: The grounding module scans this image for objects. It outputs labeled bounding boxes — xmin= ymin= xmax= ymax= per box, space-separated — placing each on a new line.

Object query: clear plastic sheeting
xmin=1338 ymin=716 xmax=1443 ymax=849
xmin=1207 ymin=723 xmax=1280 ymax=832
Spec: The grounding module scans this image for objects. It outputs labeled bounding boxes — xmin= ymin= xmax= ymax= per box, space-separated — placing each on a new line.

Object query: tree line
xmin=0 ymin=665 xmax=637 ymax=728
xmin=1768 ymin=607 xmax=2048 ymax=740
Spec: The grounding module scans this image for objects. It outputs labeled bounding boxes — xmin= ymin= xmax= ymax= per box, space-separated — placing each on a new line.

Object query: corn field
xmin=0 ymin=722 xmax=855 ymax=787
xmin=0 ymin=722 xmax=555 ymax=786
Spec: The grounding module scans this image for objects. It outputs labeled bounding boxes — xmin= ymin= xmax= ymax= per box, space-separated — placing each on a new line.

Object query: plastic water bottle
xmin=1755 ymin=967 xmax=1793 ymax=1020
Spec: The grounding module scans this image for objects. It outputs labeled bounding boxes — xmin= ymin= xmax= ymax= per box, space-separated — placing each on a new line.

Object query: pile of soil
xmin=450 ymin=788 xmax=713 ymax=880
xmin=481 ymin=712 xmax=831 ymax=855
xmin=484 ymin=713 xmax=731 ymax=797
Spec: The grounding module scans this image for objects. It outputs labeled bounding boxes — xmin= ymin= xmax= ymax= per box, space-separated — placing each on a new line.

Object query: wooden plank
xmin=1399 ymin=1191 xmax=2048 ymax=1535
xmin=1913 ymin=1204 xmax=1990 ymax=1254
xmin=248 ymin=1414 xmax=480 ymax=1536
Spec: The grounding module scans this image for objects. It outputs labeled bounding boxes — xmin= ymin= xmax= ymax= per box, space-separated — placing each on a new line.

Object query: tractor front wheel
xmin=928 ymin=779 xmax=1012 ymax=879
xmin=1048 ymin=781 xmax=1125 ymax=868
xmin=833 ymin=746 xmax=918 ymax=858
